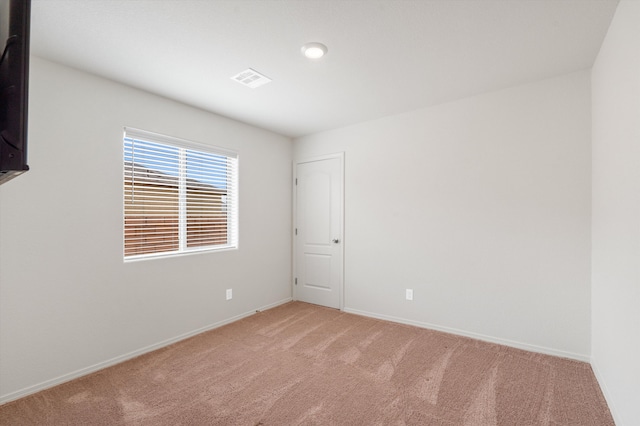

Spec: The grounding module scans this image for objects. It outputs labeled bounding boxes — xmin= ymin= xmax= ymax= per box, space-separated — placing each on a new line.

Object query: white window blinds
xmin=123 ymin=128 xmax=238 ymax=260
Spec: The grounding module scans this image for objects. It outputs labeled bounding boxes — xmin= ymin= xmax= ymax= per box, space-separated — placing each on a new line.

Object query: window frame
xmin=122 ymin=127 xmax=239 ymax=262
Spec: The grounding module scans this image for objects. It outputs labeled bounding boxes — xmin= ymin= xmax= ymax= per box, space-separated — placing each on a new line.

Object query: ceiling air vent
xmin=231 ymin=68 xmax=272 ymax=89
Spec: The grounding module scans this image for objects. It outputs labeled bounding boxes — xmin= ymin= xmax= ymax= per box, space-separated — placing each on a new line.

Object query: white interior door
xmin=294 ymin=155 xmax=343 ymax=309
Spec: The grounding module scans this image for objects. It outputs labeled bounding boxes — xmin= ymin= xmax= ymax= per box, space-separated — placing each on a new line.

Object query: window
xmin=123 ymin=128 xmax=238 ymax=260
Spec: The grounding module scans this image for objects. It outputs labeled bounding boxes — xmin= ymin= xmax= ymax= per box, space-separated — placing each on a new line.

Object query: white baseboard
xmin=0 ymin=297 xmax=292 ymax=405
xmin=343 ymin=307 xmax=590 ymax=362
xmin=590 ymin=358 xmax=623 ymax=425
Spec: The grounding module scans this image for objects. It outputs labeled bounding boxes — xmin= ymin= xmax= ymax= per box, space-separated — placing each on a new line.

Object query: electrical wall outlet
xmin=226 ymin=289 xmax=233 ymax=300
xmin=406 ymin=289 xmax=413 ymax=301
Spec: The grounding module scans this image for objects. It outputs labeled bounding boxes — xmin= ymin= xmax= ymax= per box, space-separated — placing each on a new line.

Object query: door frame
xmin=292 ymin=152 xmax=345 ymax=310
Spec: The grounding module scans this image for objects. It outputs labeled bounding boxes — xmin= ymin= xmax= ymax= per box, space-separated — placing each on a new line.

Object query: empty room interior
xmin=0 ymin=0 xmax=638 ymax=424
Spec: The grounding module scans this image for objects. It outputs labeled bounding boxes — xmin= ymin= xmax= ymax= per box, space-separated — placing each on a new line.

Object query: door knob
xmin=332 ymin=238 xmax=340 ymax=244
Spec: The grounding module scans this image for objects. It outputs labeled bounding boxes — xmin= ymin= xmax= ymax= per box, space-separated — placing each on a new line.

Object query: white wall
xmin=0 ymin=57 xmax=293 ymax=402
xmin=591 ymin=1 xmax=640 ymax=425
xmin=295 ymin=70 xmax=592 ymax=359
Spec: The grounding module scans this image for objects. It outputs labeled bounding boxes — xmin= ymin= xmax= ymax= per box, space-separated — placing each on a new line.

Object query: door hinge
xmin=295 ymin=228 xmax=298 ymax=235
xmin=295 ymin=278 xmax=298 ymax=285
xmin=295 ymin=178 xmax=298 ymax=185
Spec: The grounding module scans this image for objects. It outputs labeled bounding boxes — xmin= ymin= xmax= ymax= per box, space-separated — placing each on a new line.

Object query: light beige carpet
xmin=0 ymin=302 xmax=614 ymax=425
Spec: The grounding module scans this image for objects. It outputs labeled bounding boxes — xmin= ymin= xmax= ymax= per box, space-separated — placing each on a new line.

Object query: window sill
xmin=124 ymin=245 xmax=238 ymax=263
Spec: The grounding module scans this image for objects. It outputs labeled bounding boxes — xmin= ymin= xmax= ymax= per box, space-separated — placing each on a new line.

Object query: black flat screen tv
xmin=0 ymin=0 xmax=30 ymax=185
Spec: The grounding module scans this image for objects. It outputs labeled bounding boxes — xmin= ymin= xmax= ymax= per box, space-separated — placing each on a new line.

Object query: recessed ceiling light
xmin=301 ymin=42 xmax=328 ymax=59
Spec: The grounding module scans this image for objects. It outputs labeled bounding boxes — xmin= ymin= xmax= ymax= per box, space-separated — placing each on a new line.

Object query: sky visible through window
xmin=124 ymin=137 xmax=228 ymax=189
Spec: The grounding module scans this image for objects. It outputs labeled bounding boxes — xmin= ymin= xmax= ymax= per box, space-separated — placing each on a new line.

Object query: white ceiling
xmin=30 ymin=0 xmax=619 ymax=138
